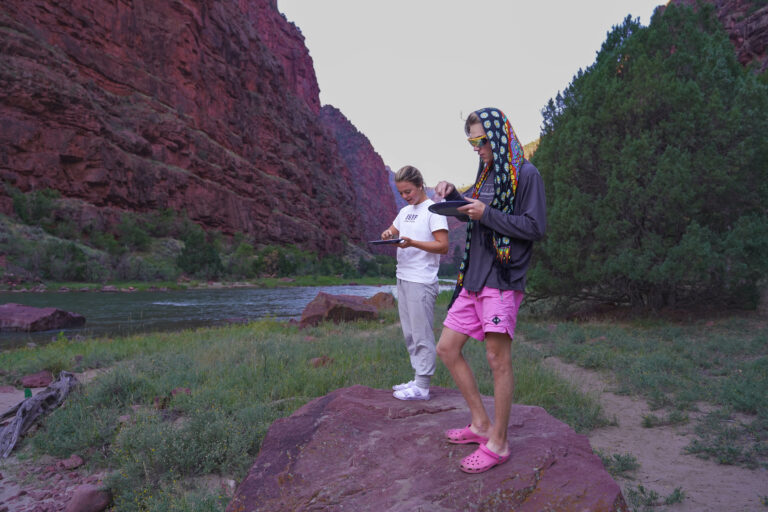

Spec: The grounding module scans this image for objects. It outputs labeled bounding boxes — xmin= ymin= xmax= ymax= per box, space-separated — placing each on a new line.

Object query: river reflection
xmin=0 ymin=283 xmax=455 ymax=349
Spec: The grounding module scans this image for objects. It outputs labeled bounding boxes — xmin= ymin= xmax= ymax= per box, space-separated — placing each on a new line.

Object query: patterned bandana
xmin=454 ymin=107 xmax=525 ymax=296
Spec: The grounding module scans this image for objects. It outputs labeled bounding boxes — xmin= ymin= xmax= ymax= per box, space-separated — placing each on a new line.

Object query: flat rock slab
xmin=228 ymin=385 xmax=628 ymax=512
xmin=0 ymin=303 xmax=85 ymax=332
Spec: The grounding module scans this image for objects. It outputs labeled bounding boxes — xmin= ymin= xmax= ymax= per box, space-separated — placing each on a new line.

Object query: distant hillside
xmin=524 ymin=139 xmax=540 ymax=159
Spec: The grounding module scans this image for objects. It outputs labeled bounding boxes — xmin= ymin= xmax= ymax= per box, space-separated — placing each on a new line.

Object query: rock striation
xmin=227 ymin=385 xmax=628 ymax=512
xmin=0 ymin=0 xmax=393 ymax=255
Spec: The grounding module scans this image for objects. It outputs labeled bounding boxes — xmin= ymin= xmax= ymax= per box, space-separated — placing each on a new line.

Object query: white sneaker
xmin=392 ymin=380 xmax=415 ymax=391
xmin=393 ymin=386 xmax=429 ymax=401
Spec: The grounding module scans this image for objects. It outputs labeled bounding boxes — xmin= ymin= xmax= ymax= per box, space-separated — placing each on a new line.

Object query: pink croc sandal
xmin=460 ymin=443 xmax=510 ymax=474
xmin=445 ymin=424 xmax=489 ymax=445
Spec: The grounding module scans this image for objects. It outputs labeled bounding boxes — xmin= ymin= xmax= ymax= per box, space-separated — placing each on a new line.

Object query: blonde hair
xmin=394 ymin=165 xmax=425 ymax=189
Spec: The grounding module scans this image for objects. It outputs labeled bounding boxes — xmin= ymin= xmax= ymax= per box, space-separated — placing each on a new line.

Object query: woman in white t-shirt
xmin=381 ymin=165 xmax=449 ymax=400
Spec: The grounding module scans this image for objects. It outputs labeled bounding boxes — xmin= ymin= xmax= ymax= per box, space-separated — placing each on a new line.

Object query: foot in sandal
xmin=393 ymin=385 xmax=429 ymax=401
xmin=445 ymin=424 xmax=489 ymax=445
xmin=392 ymin=380 xmax=415 ymax=391
xmin=459 ymin=443 xmax=510 ymax=473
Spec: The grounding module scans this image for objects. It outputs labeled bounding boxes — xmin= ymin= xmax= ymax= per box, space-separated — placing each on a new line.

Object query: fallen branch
xmin=0 ymin=371 xmax=80 ymax=458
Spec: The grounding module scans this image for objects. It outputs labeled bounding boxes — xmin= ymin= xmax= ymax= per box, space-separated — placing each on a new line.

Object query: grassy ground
xmin=0 ymin=293 xmax=604 ymax=511
xmin=517 ymin=313 xmax=768 ymax=471
xmin=3 ymin=294 xmax=764 ymax=511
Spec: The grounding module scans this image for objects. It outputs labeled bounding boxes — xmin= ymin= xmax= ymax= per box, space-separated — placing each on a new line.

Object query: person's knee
xmin=436 ymin=340 xmax=455 ymax=364
xmin=485 ymin=347 xmax=512 ymax=375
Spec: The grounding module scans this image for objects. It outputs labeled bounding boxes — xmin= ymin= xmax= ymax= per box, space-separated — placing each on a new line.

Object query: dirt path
xmin=539 ymin=353 xmax=767 ymax=511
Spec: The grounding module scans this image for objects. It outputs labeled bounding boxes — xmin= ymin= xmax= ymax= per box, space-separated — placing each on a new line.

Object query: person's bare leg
xmin=483 ymin=332 xmax=513 ymax=456
xmin=436 ymin=327 xmax=491 ymax=435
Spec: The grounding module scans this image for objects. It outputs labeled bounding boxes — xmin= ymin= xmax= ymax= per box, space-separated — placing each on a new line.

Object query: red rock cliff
xmin=0 ymin=0 xmax=368 ymax=254
xmin=318 ymin=106 xmax=398 ymax=245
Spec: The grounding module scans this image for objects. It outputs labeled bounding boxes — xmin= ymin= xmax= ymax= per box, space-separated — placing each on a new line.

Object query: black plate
xmin=368 ymin=239 xmax=404 ymax=245
xmin=428 ymin=200 xmax=470 ymax=220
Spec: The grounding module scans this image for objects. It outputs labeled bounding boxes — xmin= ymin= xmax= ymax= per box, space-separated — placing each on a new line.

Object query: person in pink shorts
xmin=434 ymin=107 xmax=546 ymax=474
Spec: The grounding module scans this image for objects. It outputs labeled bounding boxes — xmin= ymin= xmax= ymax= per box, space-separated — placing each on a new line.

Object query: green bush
xmin=254 ymin=245 xmax=315 ymax=277
xmin=530 ymin=5 xmax=768 ymax=309
xmin=177 ymin=226 xmax=223 ymax=279
xmin=117 ymin=215 xmax=151 ymax=252
xmin=227 ymin=241 xmax=256 ymax=278
xmin=10 ymin=187 xmax=60 ymax=226
xmin=317 ymin=253 xmax=356 ymax=277
xmin=90 ymin=230 xmax=125 ymax=256
xmin=357 ymin=254 xmax=396 ymax=278
xmin=42 ymin=241 xmax=89 ymax=281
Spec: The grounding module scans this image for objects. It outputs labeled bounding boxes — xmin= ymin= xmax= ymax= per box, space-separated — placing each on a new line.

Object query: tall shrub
xmin=177 ymin=225 xmax=223 ymax=279
xmin=531 ymin=6 xmax=768 ymax=308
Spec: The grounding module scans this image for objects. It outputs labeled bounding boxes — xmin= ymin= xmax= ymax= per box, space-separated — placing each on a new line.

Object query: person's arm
xmin=400 ymin=229 xmax=449 ymax=254
xmin=479 ymin=166 xmax=546 ymax=241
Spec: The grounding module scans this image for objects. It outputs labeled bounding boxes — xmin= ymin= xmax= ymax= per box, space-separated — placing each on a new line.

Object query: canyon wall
xmin=318 ymin=106 xmax=397 ymax=245
xmin=0 ymin=0 xmax=393 ymax=254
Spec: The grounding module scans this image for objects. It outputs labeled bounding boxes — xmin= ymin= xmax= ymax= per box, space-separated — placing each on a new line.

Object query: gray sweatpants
xmin=397 ymin=279 xmax=438 ymax=379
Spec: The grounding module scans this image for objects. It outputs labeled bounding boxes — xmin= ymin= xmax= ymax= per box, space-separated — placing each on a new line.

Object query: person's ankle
xmin=414 ymin=376 xmax=431 ymax=389
xmin=484 ymin=439 xmax=509 ymax=456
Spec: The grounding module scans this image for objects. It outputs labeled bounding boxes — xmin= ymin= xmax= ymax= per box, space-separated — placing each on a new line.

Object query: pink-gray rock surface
xmin=299 ymin=292 xmax=378 ymax=328
xmin=0 ymin=303 xmax=85 ymax=332
xmin=227 ymin=385 xmax=628 ymax=512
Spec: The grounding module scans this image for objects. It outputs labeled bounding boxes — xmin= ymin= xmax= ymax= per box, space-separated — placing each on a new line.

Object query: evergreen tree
xmin=531 ymin=5 xmax=768 ymax=309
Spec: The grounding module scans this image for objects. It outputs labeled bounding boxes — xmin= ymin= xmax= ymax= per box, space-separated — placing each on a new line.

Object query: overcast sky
xmin=278 ymin=1 xmax=664 ymax=188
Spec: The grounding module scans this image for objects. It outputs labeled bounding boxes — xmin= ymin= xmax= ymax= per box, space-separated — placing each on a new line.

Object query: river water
xmin=0 ymin=284 xmax=432 ymax=350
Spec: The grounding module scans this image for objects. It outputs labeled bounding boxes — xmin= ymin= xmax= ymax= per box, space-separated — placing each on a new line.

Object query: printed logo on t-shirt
xmin=405 ymin=213 xmax=418 ymax=223
xmin=492 ymin=316 xmax=501 ymax=325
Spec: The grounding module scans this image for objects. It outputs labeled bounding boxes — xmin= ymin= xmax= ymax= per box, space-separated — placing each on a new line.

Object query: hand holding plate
xmin=457 ymin=198 xmax=486 ymax=221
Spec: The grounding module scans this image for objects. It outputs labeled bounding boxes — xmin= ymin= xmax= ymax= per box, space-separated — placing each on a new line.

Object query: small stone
xmin=58 ymin=454 xmax=85 ymax=470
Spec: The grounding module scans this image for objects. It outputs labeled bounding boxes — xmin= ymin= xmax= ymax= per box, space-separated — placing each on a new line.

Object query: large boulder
xmin=363 ymin=291 xmax=396 ymax=311
xmin=0 ymin=303 xmax=85 ymax=332
xmin=227 ymin=385 xmax=628 ymax=512
xmin=299 ymin=292 xmax=377 ymax=328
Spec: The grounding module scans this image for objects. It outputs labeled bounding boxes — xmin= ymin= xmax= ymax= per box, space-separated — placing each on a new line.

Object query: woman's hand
xmin=434 ymin=181 xmax=455 ymax=199
xmin=457 ymin=198 xmax=486 ymax=221
xmin=381 ymin=229 xmax=394 ymax=240
xmin=399 ymin=236 xmax=413 ymax=248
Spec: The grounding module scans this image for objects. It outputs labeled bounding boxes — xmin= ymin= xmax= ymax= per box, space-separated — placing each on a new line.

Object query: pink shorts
xmin=443 ymin=287 xmax=524 ymax=341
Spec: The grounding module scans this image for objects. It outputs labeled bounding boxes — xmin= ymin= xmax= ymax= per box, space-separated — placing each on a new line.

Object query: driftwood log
xmin=0 ymin=371 xmax=80 ymax=458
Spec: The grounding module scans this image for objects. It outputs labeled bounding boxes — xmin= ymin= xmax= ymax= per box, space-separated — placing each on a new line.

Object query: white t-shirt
xmin=393 ymin=199 xmax=449 ymax=284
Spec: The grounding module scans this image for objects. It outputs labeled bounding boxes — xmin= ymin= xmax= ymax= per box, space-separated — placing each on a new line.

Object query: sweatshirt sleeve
xmin=479 ymin=162 xmax=547 ymax=241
